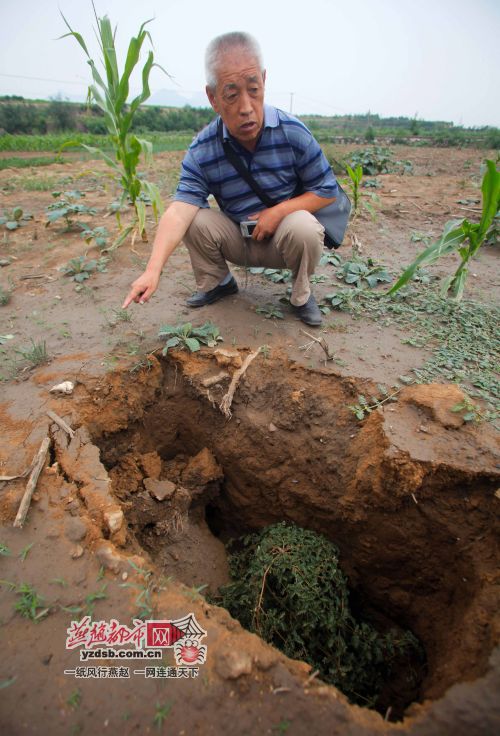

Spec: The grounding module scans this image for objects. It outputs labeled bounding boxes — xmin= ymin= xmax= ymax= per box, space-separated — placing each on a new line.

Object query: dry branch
xmin=47 ymin=410 xmax=75 ymax=438
xmin=13 ymin=437 xmax=51 ymax=528
xmin=300 ymin=329 xmax=335 ymax=361
xmin=219 ymin=349 xmax=261 ymax=419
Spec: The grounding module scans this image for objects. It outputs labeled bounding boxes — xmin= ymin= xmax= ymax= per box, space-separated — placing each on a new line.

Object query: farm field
xmin=0 ymin=142 xmax=499 ymax=734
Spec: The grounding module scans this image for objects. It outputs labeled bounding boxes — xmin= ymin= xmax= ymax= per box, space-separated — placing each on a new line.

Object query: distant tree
xmin=410 ymin=117 xmax=419 ymax=135
xmin=47 ymin=95 xmax=77 ymax=131
xmin=365 ymin=126 xmax=375 ymax=142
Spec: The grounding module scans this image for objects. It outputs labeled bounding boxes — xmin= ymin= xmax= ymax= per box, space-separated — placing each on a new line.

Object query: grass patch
xmin=0 ymin=156 xmax=64 ymax=170
xmin=323 ymin=285 xmax=499 ymax=422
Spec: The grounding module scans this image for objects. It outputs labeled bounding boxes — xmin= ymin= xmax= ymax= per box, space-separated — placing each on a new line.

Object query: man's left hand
xmin=248 ymin=206 xmax=285 ymax=242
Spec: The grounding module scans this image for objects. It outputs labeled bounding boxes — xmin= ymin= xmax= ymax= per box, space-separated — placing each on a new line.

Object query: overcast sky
xmin=0 ymin=0 xmax=499 ymax=127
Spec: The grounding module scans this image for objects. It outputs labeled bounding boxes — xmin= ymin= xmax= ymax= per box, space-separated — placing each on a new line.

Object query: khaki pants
xmin=183 ymin=208 xmax=324 ymax=307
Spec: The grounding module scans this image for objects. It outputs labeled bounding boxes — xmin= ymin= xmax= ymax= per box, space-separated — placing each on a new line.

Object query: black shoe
xmin=186 ymin=276 xmax=238 ymax=308
xmin=292 ymin=294 xmax=323 ymax=326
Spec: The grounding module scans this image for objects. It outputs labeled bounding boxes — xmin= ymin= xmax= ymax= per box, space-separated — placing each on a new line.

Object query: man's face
xmin=206 ymin=48 xmax=266 ymax=151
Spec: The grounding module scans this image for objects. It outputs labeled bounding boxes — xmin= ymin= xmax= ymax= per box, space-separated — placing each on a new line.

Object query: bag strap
xmin=217 ymin=118 xmax=277 ymax=208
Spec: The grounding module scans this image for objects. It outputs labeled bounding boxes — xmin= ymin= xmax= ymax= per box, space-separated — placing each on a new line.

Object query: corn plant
xmin=60 ymin=7 xmax=167 ymax=246
xmin=388 ymin=160 xmax=500 ymax=301
xmin=346 ymin=164 xmax=363 ymax=214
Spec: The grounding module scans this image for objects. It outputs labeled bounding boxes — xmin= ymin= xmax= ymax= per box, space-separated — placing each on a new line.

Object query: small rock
xmin=0 ymin=259 xmax=11 ymax=267
xmin=140 ymin=452 xmax=162 ymax=480
xmin=95 ymin=542 xmax=123 ymax=573
xmin=121 ymin=572 xmax=128 ymax=581
xmin=215 ymin=648 xmax=253 ymax=679
xmin=144 ymin=478 xmax=176 ymax=501
xmin=104 ymin=508 xmax=124 ymax=535
xmin=50 ymin=381 xmax=74 ymax=395
xmin=65 ymin=517 xmax=87 ymax=542
xmin=268 ymin=423 xmax=278 ymax=432
xmin=71 ymin=545 xmax=84 ymax=559
xmin=182 ymin=448 xmax=223 ymax=488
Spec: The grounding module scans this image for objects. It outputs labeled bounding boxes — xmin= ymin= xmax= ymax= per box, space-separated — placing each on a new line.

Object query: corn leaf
xmin=387 ymin=220 xmax=465 ymax=294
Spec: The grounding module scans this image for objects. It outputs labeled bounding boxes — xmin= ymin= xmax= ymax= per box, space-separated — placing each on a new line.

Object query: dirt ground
xmin=0 ymin=144 xmax=499 ymax=735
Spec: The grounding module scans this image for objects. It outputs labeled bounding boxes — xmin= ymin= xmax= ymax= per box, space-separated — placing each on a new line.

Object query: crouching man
xmin=123 ymin=31 xmax=339 ymax=326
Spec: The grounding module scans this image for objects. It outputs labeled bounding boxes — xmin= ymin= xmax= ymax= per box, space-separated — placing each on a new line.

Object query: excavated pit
xmin=77 ymin=351 xmax=499 ymax=723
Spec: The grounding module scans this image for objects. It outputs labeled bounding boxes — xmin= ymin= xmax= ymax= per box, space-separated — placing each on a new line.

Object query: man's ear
xmin=205 ymin=85 xmax=218 ymax=113
xmin=262 ymin=69 xmax=266 ymax=87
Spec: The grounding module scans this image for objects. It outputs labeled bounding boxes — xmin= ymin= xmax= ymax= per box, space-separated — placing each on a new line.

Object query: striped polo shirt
xmin=173 ymin=104 xmax=338 ymax=223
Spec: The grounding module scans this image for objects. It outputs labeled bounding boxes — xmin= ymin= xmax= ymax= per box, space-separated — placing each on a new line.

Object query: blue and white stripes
xmin=173 ymin=105 xmax=338 ymax=222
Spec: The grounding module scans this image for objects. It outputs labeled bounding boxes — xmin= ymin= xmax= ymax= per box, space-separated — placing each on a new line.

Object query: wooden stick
xmin=47 ymin=410 xmax=75 ymax=439
xmin=219 ymin=349 xmax=260 ymax=419
xmin=300 ymin=329 xmax=335 ymax=361
xmin=13 ymin=437 xmax=50 ymax=528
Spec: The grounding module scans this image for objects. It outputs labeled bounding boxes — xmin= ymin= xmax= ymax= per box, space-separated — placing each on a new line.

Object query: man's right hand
xmin=122 ymin=270 xmax=160 ymax=309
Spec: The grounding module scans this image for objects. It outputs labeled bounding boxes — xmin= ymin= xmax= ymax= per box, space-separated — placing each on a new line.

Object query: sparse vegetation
xmin=153 ymin=701 xmax=174 ymax=730
xmin=158 ymin=322 xmax=223 ymax=354
xmin=16 ymin=339 xmax=49 ymax=367
xmin=13 ymin=583 xmax=48 ymax=621
xmin=389 ymin=160 xmax=500 ymax=301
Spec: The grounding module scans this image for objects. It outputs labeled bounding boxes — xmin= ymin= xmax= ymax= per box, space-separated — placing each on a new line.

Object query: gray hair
xmin=205 ymin=32 xmax=264 ymax=91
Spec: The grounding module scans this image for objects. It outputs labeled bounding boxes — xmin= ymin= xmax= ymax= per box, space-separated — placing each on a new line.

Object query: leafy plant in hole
xmin=158 ymin=322 xmax=223 ymax=355
xmin=46 ymin=190 xmax=96 ymax=231
xmin=219 ymin=522 xmax=423 ymax=708
xmin=60 ymin=7 xmax=167 ymax=245
xmin=388 ymin=160 xmax=499 ymax=301
xmin=348 ymin=380 xmax=411 ymax=420
xmin=336 ymin=257 xmax=392 ymax=289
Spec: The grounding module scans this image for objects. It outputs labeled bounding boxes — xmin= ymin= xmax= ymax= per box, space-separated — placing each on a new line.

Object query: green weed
xmin=159 ymin=322 xmax=223 ymax=355
xmin=0 ymin=206 xmax=33 ymax=230
xmin=336 ymin=257 xmax=392 ymax=289
xmin=60 ymin=255 xmax=108 ymax=285
xmin=14 ymin=583 xmax=49 ymax=621
xmin=67 ymin=688 xmax=81 ymax=709
xmin=46 ymin=190 xmax=96 ymax=231
xmin=153 ymin=701 xmax=174 ymax=730
xmin=248 ymin=267 xmax=292 ymax=283
xmin=19 ymin=543 xmax=34 ymax=561
xmin=256 ymin=304 xmax=284 ymax=320
xmin=16 ymin=339 xmax=49 ymax=367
